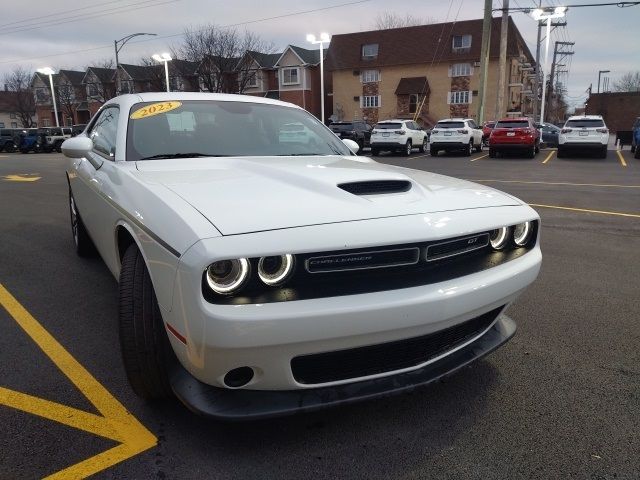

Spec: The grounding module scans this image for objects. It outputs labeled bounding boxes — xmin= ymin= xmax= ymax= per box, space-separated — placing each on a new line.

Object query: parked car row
xmin=0 ymin=125 xmax=87 ymax=153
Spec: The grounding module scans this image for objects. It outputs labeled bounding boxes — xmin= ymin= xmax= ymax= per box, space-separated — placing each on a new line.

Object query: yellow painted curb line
xmin=470 ymin=154 xmax=489 ymax=162
xmin=0 ymin=284 xmax=156 ymax=479
xmin=616 ymin=150 xmax=627 ymax=167
xmin=542 ymin=150 xmax=555 ymax=164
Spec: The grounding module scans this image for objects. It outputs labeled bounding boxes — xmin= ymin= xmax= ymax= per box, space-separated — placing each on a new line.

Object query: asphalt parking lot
xmin=1 ymin=147 xmax=639 ymax=479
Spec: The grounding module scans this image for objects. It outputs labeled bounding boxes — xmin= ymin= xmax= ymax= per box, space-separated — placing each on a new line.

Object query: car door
xmin=467 ymin=120 xmax=481 ymax=145
xmin=70 ymin=105 xmax=122 ymax=270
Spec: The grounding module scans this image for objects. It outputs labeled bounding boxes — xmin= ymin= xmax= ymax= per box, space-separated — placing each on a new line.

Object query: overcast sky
xmin=1 ymin=0 xmax=638 ymax=109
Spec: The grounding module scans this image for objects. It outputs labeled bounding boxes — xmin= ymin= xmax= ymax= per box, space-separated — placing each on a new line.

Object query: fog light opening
xmin=223 ymin=366 xmax=255 ymax=388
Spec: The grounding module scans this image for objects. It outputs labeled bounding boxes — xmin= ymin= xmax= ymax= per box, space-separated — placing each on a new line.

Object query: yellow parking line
xmin=471 ymin=179 xmax=640 ymax=189
xmin=542 ymin=150 xmax=555 ymax=164
xmin=471 ymin=154 xmax=489 ymax=162
xmin=530 ymin=204 xmax=640 ymax=218
xmin=616 ymin=150 xmax=627 ymax=167
xmin=0 ymin=284 xmax=156 ymax=478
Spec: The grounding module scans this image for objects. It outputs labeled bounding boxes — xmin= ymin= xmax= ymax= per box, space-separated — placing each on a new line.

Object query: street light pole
xmin=114 ymin=32 xmax=156 ymax=95
xmin=531 ymin=6 xmax=566 ymax=125
xmin=152 ymin=53 xmax=172 ymax=92
xmin=597 ymin=70 xmax=610 ymax=93
xmin=37 ymin=67 xmax=59 ymax=128
xmin=307 ymin=33 xmax=330 ymax=124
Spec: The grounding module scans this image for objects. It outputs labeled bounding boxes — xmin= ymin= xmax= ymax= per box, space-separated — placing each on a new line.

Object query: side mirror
xmin=342 ymin=138 xmax=360 ymax=153
xmin=61 ymin=136 xmax=92 ymax=158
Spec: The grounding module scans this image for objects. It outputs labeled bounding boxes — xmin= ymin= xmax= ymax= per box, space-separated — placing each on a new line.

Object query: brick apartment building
xmin=325 ymin=17 xmax=535 ymax=126
xmin=585 ymin=91 xmax=640 ymax=133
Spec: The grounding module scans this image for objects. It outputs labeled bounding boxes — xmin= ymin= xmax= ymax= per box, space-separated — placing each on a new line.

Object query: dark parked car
xmin=631 ymin=116 xmax=640 ymax=158
xmin=538 ymin=122 xmax=561 ymax=147
xmin=71 ymin=124 xmax=87 ymax=137
xmin=329 ymin=120 xmax=372 ymax=151
xmin=17 ymin=128 xmax=39 ymax=153
xmin=0 ymin=128 xmax=19 ymax=152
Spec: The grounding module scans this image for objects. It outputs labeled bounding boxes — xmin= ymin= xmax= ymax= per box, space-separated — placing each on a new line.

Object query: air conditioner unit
xmin=473 ymin=61 xmax=481 ymax=67
xmin=353 ymin=96 xmax=360 ymax=102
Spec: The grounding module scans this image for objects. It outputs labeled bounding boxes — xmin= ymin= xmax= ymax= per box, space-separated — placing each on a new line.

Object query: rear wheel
xmin=600 ymin=146 xmax=607 ymax=159
xmin=403 ymin=140 xmax=412 ymax=157
xmin=3 ymin=142 xmax=15 ymax=153
xmin=534 ymin=142 xmax=540 ymax=154
xmin=631 ymin=144 xmax=636 ymax=153
xmin=464 ymin=140 xmax=472 ymax=157
xmin=489 ymin=147 xmax=496 ymax=158
xmin=528 ymin=145 xmax=536 ymax=158
xmin=430 ymin=146 xmax=438 ymax=157
xmin=474 ymin=139 xmax=482 ymax=152
xmin=418 ymin=137 xmax=427 ymax=153
xmin=635 ymin=146 xmax=640 ymax=159
xmin=119 ymin=244 xmax=174 ymax=400
xmin=55 ymin=140 xmax=63 ymax=153
xmin=557 ymin=147 xmax=564 ymax=158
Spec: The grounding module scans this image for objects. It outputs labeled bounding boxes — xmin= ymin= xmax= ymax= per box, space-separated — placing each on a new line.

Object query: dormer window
xmin=362 ymin=43 xmax=379 ymax=59
xmin=452 ymin=35 xmax=472 ymax=51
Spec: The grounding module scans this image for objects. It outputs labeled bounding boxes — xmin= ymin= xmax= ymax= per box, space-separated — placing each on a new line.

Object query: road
xmin=0 ymin=148 xmax=638 ymax=479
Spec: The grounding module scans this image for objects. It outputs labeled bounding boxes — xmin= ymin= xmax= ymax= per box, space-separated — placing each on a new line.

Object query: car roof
xmin=496 ymin=117 xmax=530 ymax=121
xmin=377 ymin=119 xmax=408 ymax=123
xmin=116 ymin=91 xmax=303 ymax=111
xmin=437 ymin=118 xmax=469 ymax=122
xmin=566 ymin=115 xmax=603 ymax=120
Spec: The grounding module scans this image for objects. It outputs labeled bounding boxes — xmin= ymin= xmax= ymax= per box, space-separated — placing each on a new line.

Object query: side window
xmin=89 ymin=107 xmax=119 ymax=158
xmin=467 ymin=120 xmax=477 ymax=129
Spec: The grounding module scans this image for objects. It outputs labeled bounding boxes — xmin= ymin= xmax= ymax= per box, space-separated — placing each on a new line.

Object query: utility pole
xmin=476 ymin=0 xmax=493 ymax=124
xmin=532 ymin=13 xmax=566 ymax=123
xmin=495 ymin=0 xmax=509 ymax=120
xmin=546 ymin=41 xmax=574 ymax=123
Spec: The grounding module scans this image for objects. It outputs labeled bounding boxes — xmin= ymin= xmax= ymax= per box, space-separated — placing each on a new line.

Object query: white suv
xmin=370 ymin=119 xmax=428 ymax=156
xmin=558 ymin=115 xmax=609 ymax=158
xmin=430 ymin=118 xmax=483 ymax=156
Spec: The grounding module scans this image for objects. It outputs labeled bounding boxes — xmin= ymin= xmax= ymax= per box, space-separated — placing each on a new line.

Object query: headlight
xmin=258 ymin=254 xmax=294 ymax=286
xmin=513 ymin=222 xmax=533 ymax=246
xmin=206 ymin=258 xmax=249 ymax=294
xmin=489 ymin=227 xmax=509 ymax=250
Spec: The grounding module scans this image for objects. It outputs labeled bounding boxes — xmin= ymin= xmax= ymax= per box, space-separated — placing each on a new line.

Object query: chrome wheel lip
xmin=70 ymin=195 xmax=79 ymax=246
xmin=406 ymin=142 xmax=412 ymax=155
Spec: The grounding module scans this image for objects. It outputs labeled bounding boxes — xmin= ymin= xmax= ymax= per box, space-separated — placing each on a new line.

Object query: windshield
xmin=495 ymin=120 xmax=529 ymax=129
xmin=374 ymin=123 xmax=402 ymax=130
xmin=329 ymin=123 xmax=355 ymax=131
xmin=127 ymin=100 xmax=352 ymax=161
xmin=435 ymin=122 xmax=464 ymax=129
xmin=565 ymin=119 xmax=605 ymax=128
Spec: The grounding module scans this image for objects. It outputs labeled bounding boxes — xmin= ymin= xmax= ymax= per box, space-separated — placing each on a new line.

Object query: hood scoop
xmin=338 ymin=180 xmax=412 ymax=196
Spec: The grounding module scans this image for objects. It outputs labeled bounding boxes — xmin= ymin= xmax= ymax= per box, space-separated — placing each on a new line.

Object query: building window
xmin=452 ymin=35 xmax=472 ymax=50
xmin=450 ymin=63 xmax=472 ymax=77
xmin=119 ymin=80 xmax=132 ymax=94
xmin=246 ymin=71 xmax=258 ymax=87
xmin=362 ymin=43 xmax=379 ymax=59
xmin=11 ymin=122 xmax=17 ymax=128
xmin=0 ymin=122 xmax=4 ymax=128
xmin=362 ymin=95 xmax=380 ymax=108
xmin=281 ymin=67 xmax=300 ymax=85
xmin=35 ymin=88 xmax=48 ymax=102
xmin=448 ymin=91 xmax=472 ymax=104
xmin=10 ymin=113 xmax=16 ymax=119
xmin=409 ymin=94 xmax=421 ymax=113
xmin=361 ymin=69 xmax=380 ymax=83
xmin=43 ymin=118 xmax=51 ymax=127
xmin=87 ymin=83 xmax=99 ymax=97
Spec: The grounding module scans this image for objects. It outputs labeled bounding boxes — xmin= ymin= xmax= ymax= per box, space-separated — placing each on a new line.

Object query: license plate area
xmin=444 ymin=132 xmax=452 ymax=136
xmin=507 ymin=132 xmax=515 ymax=136
xmin=382 ymin=132 xmax=390 ymax=137
xmin=579 ymin=131 xmax=588 ymax=136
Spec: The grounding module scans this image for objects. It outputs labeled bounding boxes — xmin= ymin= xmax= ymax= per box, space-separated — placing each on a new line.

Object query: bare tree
xmin=612 ymin=71 xmax=640 ymax=92
xmin=373 ymin=12 xmax=437 ymax=30
xmin=3 ymin=66 xmax=36 ymax=127
xmin=178 ymin=24 xmax=274 ymax=93
xmin=90 ymin=58 xmax=115 ymax=70
xmin=57 ymin=76 xmax=76 ymax=126
xmin=138 ymin=57 xmax=166 ymax=92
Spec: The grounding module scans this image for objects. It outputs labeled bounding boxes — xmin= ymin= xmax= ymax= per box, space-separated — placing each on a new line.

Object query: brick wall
xmin=585 ymin=92 xmax=640 ymax=133
xmin=449 ymin=75 xmax=470 ymax=117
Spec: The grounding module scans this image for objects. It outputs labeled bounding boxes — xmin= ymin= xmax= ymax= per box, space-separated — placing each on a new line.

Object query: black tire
xmin=474 ymin=140 xmax=482 ymax=153
xmin=119 ymin=244 xmax=174 ymax=400
xmin=55 ymin=140 xmax=63 ymax=153
xmin=557 ymin=147 xmax=564 ymax=158
xmin=464 ymin=140 xmax=472 ymax=157
xmin=489 ymin=147 xmax=496 ymax=158
xmin=402 ymin=140 xmax=412 ymax=157
xmin=69 ymin=189 xmax=96 ymax=257
xmin=635 ymin=146 xmax=640 ymax=159
xmin=371 ymin=147 xmax=379 ymax=156
xmin=600 ymin=146 xmax=607 ymax=159
xmin=528 ymin=145 xmax=536 ymax=158
xmin=535 ymin=142 xmax=540 ymax=154
xmin=418 ymin=137 xmax=427 ymax=153
xmin=631 ymin=144 xmax=636 ymax=153
xmin=430 ymin=147 xmax=438 ymax=157
xmin=3 ymin=142 xmax=15 ymax=153
xmin=20 ymin=148 xmax=29 ymax=154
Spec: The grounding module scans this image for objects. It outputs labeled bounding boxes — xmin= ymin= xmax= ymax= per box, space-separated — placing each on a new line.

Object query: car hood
xmin=135 ymin=156 xmax=520 ymax=235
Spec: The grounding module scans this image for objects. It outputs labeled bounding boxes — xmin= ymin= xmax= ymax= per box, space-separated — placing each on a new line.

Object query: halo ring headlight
xmin=490 ymin=226 xmax=509 ymax=250
xmin=513 ymin=221 xmax=533 ymax=246
xmin=206 ymin=258 xmax=250 ymax=294
xmin=258 ymin=254 xmax=294 ymax=286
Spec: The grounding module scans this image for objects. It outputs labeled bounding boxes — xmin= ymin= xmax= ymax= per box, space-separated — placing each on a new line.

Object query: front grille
xmin=291 ymin=306 xmax=504 ymax=384
xmin=338 ymin=180 xmax=412 ymax=195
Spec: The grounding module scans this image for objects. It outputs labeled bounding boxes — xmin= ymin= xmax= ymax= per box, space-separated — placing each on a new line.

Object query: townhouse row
xmin=30 ymin=16 xmax=535 ymax=128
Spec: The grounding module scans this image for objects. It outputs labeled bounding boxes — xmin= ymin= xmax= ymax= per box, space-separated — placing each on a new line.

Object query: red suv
xmin=482 ymin=121 xmax=495 ymax=146
xmin=489 ymin=117 xmax=540 ymax=158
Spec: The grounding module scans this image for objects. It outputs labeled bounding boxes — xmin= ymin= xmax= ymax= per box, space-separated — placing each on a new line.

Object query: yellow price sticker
xmin=130 ymin=101 xmax=182 ymax=120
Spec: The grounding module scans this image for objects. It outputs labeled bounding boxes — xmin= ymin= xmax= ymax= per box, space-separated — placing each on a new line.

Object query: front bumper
xmin=168 ymin=313 xmax=516 ymax=420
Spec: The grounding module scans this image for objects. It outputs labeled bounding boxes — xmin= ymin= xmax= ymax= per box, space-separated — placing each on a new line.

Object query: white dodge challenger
xmin=62 ymin=92 xmax=541 ymax=420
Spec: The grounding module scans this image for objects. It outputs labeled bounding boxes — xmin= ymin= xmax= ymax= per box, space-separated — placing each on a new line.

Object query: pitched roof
xmin=119 ymin=63 xmax=155 ymax=81
xmin=290 ymin=45 xmax=325 ymax=65
xmin=32 ymin=72 xmax=59 ymax=87
xmin=59 ymin=69 xmax=85 ymax=86
xmin=0 ymin=91 xmax=18 ymax=112
xmin=395 ymin=77 xmax=430 ymax=95
xmin=171 ymin=59 xmax=199 ymax=76
xmin=326 ymin=16 xmax=534 ymax=71
xmin=247 ymin=51 xmax=282 ymax=68
xmin=87 ymin=67 xmax=116 ymax=83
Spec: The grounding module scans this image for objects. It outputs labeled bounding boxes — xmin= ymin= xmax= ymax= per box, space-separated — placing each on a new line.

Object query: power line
xmin=0 ymin=0 xmax=374 ymax=66
xmin=0 ymin=0 xmax=127 ymax=28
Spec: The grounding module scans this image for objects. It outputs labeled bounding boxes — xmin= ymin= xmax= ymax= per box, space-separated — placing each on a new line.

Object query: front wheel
xmin=474 ymin=139 xmax=482 ymax=152
xmin=528 ymin=145 xmax=536 ymax=158
xmin=69 ymin=190 xmax=96 ymax=257
xmin=119 ymin=244 xmax=174 ymax=400
xmin=418 ymin=137 xmax=427 ymax=153
xmin=55 ymin=141 xmax=63 ymax=153
xmin=635 ymin=145 xmax=640 ymax=159
xmin=403 ymin=140 xmax=412 ymax=157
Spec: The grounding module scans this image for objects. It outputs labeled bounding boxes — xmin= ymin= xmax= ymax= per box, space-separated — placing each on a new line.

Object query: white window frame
xmin=0 ymin=122 xmax=4 ymax=128
xmin=452 ymin=35 xmax=472 ymax=50
xmin=281 ymin=67 xmax=300 ymax=86
xmin=361 ymin=69 xmax=380 ymax=83
xmin=245 ymin=70 xmax=259 ymax=88
xmin=447 ymin=91 xmax=472 ymax=105
xmin=362 ymin=44 xmax=379 ymax=58
xmin=450 ymin=63 xmax=473 ymax=77
xmin=360 ymin=95 xmax=381 ymax=108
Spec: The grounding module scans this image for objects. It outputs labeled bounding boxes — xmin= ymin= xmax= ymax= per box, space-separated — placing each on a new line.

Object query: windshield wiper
xmin=139 ymin=153 xmax=226 ymax=160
